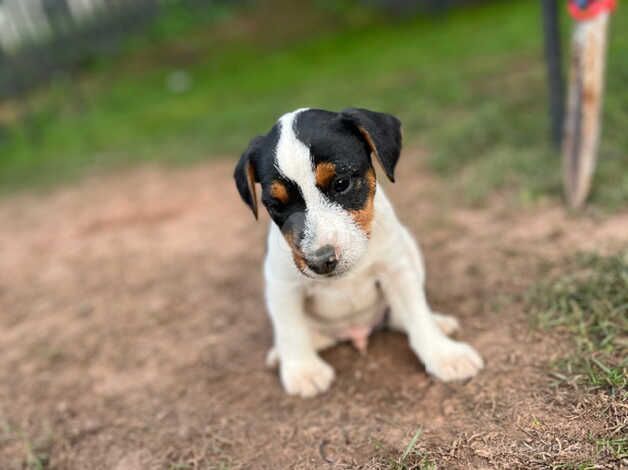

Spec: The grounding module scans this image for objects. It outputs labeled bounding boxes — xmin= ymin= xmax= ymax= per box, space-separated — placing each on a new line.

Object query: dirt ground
xmin=0 ymin=155 xmax=626 ymax=469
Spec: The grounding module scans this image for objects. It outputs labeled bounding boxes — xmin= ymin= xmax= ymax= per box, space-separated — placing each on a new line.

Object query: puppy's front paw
xmin=422 ymin=339 xmax=483 ymax=382
xmin=280 ymin=356 xmax=335 ymax=398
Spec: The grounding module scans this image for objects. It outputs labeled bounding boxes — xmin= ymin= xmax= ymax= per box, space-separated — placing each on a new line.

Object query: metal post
xmin=541 ymin=0 xmax=565 ymax=148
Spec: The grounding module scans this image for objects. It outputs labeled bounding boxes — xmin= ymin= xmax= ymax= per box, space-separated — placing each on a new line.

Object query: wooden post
xmin=562 ymin=1 xmax=614 ymax=209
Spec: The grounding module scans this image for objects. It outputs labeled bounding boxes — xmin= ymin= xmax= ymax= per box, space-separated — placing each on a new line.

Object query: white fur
xmin=264 ymin=110 xmax=483 ymax=397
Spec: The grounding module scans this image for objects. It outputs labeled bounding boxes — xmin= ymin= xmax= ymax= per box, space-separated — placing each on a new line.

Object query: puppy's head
xmin=234 ymin=108 xmax=402 ymax=278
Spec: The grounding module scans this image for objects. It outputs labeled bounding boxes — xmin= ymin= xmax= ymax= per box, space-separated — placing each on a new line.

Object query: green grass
xmin=529 ymin=250 xmax=628 ymax=392
xmin=1 ymin=0 xmax=627 ymax=207
xmin=595 ymin=436 xmax=628 ymax=462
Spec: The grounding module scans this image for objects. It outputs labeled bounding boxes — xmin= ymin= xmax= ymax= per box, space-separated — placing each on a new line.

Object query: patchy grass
xmin=25 ymin=437 xmax=51 ymax=470
xmin=529 ymin=250 xmax=628 ymax=392
xmin=1 ymin=0 xmax=627 ymax=207
xmin=595 ymin=436 xmax=628 ymax=462
xmin=368 ymin=428 xmax=436 ymax=470
xmin=390 ymin=428 xmax=436 ymax=470
xmin=578 ymin=439 xmax=628 ymax=468
xmin=527 ymin=250 xmax=627 ymax=467
xmin=0 ymin=415 xmax=53 ymax=470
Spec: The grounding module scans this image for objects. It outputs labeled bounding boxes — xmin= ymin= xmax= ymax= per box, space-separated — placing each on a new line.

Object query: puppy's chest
xmin=303 ymin=271 xmax=385 ymax=331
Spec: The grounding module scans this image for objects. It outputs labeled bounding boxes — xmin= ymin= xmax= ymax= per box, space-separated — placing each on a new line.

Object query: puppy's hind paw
xmin=280 ymin=356 xmax=335 ymax=398
xmin=422 ymin=339 xmax=484 ymax=382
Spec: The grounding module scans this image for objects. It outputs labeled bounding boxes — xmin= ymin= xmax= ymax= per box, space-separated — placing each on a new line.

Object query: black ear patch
xmin=234 ymin=135 xmax=264 ymax=219
xmin=340 ymin=108 xmax=402 ymax=182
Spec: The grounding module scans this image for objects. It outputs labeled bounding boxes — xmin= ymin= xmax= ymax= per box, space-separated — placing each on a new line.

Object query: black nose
xmin=307 ymin=245 xmax=338 ymax=275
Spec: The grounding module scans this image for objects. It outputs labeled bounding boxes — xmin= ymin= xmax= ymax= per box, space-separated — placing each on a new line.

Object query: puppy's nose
xmin=307 ymin=245 xmax=338 ymax=275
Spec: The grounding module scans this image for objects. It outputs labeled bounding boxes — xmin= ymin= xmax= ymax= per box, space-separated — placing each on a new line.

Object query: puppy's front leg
xmin=266 ymin=279 xmax=335 ymax=397
xmin=380 ymin=237 xmax=483 ymax=381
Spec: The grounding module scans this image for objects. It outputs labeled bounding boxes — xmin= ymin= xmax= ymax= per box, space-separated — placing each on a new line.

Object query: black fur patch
xmin=339 ymin=108 xmax=402 ymax=182
xmin=294 ymin=109 xmax=374 ymax=212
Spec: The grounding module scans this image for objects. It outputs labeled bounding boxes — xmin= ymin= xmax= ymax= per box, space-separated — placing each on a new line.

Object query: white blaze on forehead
xmin=275 ymin=109 xmax=319 ymax=203
xmin=274 ymin=109 xmax=368 ymax=270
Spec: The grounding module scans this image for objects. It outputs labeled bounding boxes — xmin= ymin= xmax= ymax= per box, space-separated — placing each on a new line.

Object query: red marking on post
xmin=568 ymin=0 xmax=617 ymax=21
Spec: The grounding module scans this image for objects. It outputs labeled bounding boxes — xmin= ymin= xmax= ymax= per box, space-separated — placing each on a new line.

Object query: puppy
xmin=234 ymin=108 xmax=483 ymax=397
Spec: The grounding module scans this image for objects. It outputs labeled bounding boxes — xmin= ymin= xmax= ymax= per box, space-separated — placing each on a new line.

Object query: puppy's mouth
xmin=307 ymin=269 xmax=343 ymax=279
xmin=300 ymin=266 xmax=348 ymax=280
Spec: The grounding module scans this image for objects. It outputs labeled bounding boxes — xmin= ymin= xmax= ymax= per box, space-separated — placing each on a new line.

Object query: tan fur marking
xmin=315 ymin=162 xmax=336 ymax=188
xmin=283 ymin=231 xmax=307 ymax=272
xmin=270 ymin=180 xmax=289 ymax=203
xmin=349 ymin=168 xmax=376 ymax=237
xmin=246 ymin=162 xmax=258 ymax=218
xmin=357 ymin=126 xmax=379 ymax=161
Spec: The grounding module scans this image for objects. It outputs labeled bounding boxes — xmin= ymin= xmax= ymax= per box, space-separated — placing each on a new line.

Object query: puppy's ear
xmin=234 ymin=136 xmax=263 ymax=219
xmin=340 ymin=108 xmax=402 ymax=182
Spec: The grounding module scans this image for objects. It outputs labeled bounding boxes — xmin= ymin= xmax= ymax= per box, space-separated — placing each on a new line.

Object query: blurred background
xmin=0 ymin=0 xmax=626 ymax=207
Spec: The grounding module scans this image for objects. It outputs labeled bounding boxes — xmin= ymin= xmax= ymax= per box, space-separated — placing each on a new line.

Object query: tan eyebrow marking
xmin=270 ymin=180 xmax=289 ymax=203
xmin=315 ymin=162 xmax=336 ymax=188
xmin=349 ymin=168 xmax=376 ymax=237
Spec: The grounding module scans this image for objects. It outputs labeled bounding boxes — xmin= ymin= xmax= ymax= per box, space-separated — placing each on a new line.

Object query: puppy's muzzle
xmin=306 ymin=244 xmax=338 ymax=275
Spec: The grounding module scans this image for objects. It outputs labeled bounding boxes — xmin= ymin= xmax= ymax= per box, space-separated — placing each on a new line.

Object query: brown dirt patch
xmin=0 ymin=154 xmax=626 ymax=469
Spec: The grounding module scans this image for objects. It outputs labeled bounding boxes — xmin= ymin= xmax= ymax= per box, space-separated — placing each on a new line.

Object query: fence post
xmin=562 ymin=0 xmax=615 ymax=208
xmin=541 ymin=0 xmax=565 ymax=148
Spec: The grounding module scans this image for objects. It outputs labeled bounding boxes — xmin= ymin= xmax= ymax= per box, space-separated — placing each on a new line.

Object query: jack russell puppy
xmin=234 ymin=108 xmax=483 ymax=398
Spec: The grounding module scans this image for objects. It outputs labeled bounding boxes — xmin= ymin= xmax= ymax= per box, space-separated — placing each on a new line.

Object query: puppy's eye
xmin=333 ymin=177 xmax=352 ymax=194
